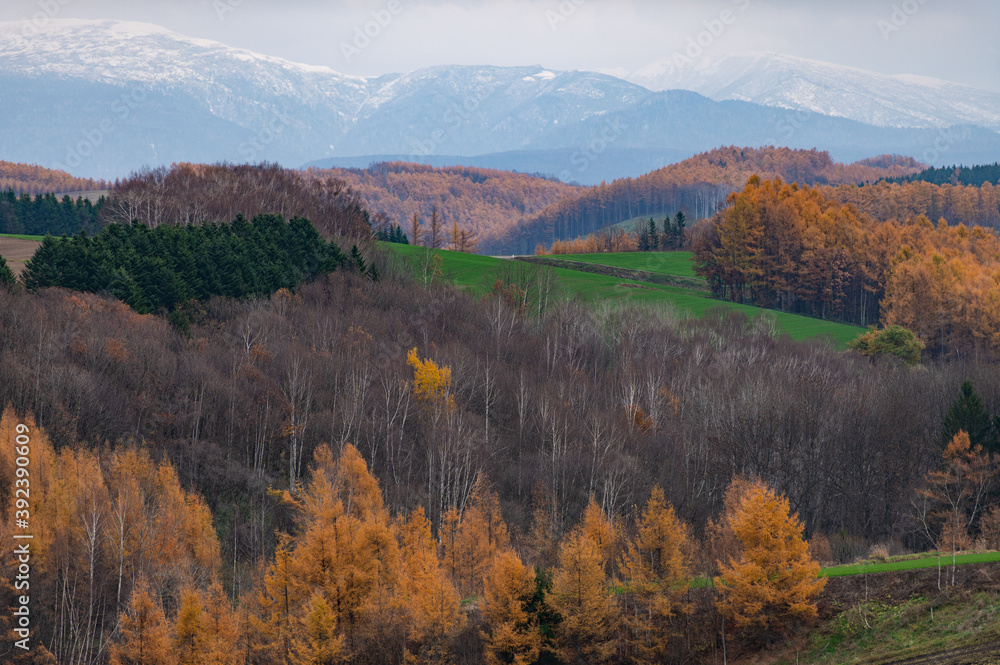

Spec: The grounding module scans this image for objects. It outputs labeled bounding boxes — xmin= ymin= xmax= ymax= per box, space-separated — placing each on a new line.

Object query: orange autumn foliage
xmin=481 ymin=550 xmax=540 ymax=665
xmin=442 ymin=476 xmax=511 ymax=598
xmin=550 ymin=529 xmax=617 ymax=665
xmin=109 ymin=577 xmax=175 ymax=665
xmin=696 ymin=176 xmax=1000 ymax=355
xmin=714 ymin=479 xmax=825 ymax=643
xmin=620 ymin=486 xmax=692 ymax=665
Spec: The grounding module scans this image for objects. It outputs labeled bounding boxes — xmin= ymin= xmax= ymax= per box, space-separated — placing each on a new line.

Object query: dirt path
xmin=0 ymin=237 xmax=42 ymax=278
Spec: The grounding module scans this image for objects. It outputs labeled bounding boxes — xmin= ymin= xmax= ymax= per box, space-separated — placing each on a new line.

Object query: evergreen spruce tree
xmin=673 ymin=211 xmax=686 ymax=249
xmin=0 ymin=255 xmax=14 ymax=288
xmin=942 ymin=380 xmax=996 ymax=452
xmin=350 ymin=245 xmax=367 ymax=273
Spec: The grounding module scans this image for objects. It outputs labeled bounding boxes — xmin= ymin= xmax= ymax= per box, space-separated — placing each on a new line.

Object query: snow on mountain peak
xmin=628 ymin=51 xmax=1000 ymax=131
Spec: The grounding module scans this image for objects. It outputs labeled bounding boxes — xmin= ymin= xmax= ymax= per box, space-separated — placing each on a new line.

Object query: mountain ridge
xmin=627 ymin=51 xmax=1000 ymax=131
xmin=1 ymin=20 xmax=998 ymax=181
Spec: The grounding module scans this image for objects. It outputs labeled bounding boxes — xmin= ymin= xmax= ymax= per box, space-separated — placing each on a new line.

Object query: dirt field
xmin=0 ymin=237 xmax=42 ymax=278
xmin=883 ymin=640 xmax=1000 ymax=664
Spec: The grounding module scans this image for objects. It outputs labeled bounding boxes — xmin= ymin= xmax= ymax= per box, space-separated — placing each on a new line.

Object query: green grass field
xmin=689 ymin=551 xmax=1000 ymax=590
xmin=385 ymin=244 xmax=864 ymax=347
xmin=0 ymin=233 xmax=45 ymax=241
xmin=547 ymin=251 xmax=700 ymax=279
xmin=820 ymin=551 xmax=1000 ymax=578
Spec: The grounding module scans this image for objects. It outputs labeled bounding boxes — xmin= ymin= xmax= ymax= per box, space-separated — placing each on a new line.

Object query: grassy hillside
xmin=821 ymin=551 xmax=1000 ymax=578
xmin=386 ymin=244 xmax=864 ymax=347
xmin=548 ymin=251 xmax=699 ymax=279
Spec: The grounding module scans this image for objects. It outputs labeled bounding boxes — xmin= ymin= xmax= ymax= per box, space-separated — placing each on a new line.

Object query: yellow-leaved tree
xmin=714 ymin=478 xmax=825 ymax=647
xmin=550 ymin=522 xmax=618 ymax=664
xmin=443 ymin=475 xmax=510 ymax=597
xmin=481 ymin=550 xmax=540 ymax=665
xmin=578 ymin=496 xmax=618 ymax=576
xmin=109 ymin=577 xmax=175 ymax=665
xmin=619 ymin=486 xmax=692 ymax=665
xmin=407 ymin=348 xmax=455 ymax=413
xmin=398 ymin=506 xmax=464 ymax=664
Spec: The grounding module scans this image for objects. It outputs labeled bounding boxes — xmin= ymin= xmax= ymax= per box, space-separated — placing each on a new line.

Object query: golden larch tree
xmin=550 ymin=530 xmax=617 ymax=665
xmin=444 ymin=476 xmax=511 ymax=597
xmin=917 ymin=430 xmax=995 ymax=585
xmin=407 ymin=348 xmax=456 ymax=413
xmin=173 ymin=587 xmax=205 ymax=665
xmin=714 ymin=479 xmax=825 ymax=647
xmin=198 ymin=582 xmax=242 ymax=665
xmin=481 ymin=550 xmax=540 ymax=665
xmin=252 ymin=537 xmax=296 ymax=665
xmin=619 ymin=486 xmax=692 ymax=665
xmin=108 ymin=578 xmax=176 ymax=665
xmin=398 ymin=507 xmax=464 ymax=664
xmin=291 ymin=592 xmax=345 ymax=665
xmin=578 ymin=496 xmax=617 ymax=576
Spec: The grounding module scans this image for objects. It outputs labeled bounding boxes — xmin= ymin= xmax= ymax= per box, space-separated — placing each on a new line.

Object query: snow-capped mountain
xmin=629 ymin=52 xmax=1000 ymax=131
xmin=1 ymin=20 xmax=998 ymax=182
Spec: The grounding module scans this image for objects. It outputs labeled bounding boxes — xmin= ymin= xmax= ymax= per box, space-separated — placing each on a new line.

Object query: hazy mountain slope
xmin=629 ymin=52 xmax=1000 ymax=131
xmin=1 ymin=20 xmax=997 ymax=182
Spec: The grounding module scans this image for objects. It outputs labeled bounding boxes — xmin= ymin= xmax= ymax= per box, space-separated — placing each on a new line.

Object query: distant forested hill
xmin=0 ymin=160 xmax=105 ymax=194
xmin=493 ymin=147 xmax=925 ymax=254
xmin=884 ymin=162 xmax=1000 ymax=186
xmin=303 ymin=162 xmax=580 ymax=251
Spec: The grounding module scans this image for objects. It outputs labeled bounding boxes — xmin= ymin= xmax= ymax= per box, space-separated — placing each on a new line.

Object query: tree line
xmin=0 ymin=408 xmax=833 ymax=664
xmin=494 ymin=147 xmax=925 ymax=255
xmin=104 ymin=163 xmax=372 ymax=239
xmin=22 ymin=215 xmax=360 ymax=317
xmin=0 ymin=160 xmax=105 ymax=196
xmin=883 ymin=162 xmax=1000 ymax=187
xmin=817 ymin=178 xmax=1000 ymax=232
xmin=694 ymin=176 xmax=1000 ymax=356
xmin=306 ymin=162 xmax=577 ymax=255
xmin=535 ymin=213 xmax=687 ymax=255
xmin=0 ymin=190 xmax=105 ymax=237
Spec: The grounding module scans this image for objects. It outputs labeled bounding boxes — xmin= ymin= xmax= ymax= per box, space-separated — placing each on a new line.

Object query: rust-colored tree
xmin=398 ymin=507 xmax=464 ymax=664
xmin=619 ymin=486 xmax=692 ymax=665
xmin=108 ymin=578 xmax=176 ymax=665
xmin=481 ymin=550 xmax=540 ymax=665
xmin=714 ymin=479 xmax=825 ymax=647
xmin=550 ymin=530 xmax=617 ymax=665
xmin=916 ymin=431 xmax=995 ymax=585
xmin=443 ymin=475 xmax=511 ymax=597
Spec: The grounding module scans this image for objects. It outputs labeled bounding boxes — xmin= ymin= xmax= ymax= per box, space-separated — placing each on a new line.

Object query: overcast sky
xmin=3 ymin=0 xmax=998 ymax=91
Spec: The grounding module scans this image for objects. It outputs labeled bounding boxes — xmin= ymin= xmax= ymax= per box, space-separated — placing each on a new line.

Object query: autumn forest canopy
xmin=694 ymin=175 xmax=1000 ymax=356
xmin=2 ymin=153 xmax=1000 ymax=663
